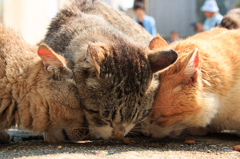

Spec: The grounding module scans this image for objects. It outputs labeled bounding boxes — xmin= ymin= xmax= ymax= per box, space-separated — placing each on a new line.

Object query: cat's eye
xmin=108 ymin=120 xmax=113 ymax=127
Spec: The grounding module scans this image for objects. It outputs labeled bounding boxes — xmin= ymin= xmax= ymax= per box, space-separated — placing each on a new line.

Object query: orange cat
xmin=143 ymin=28 xmax=240 ymax=138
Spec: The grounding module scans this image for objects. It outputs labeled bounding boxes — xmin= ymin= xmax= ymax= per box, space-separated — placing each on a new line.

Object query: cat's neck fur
xmin=173 ymin=28 xmax=240 ymax=129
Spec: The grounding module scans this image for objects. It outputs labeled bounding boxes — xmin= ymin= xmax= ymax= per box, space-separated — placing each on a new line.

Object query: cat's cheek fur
xmin=144 ymin=92 xmax=221 ymax=138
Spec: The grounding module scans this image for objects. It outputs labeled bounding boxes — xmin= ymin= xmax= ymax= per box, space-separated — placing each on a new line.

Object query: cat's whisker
xmin=79 ymin=133 xmax=90 ymax=141
xmin=135 ymin=117 xmax=149 ymax=125
xmin=132 ymin=126 xmax=142 ymax=129
xmin=130 ymin=126 xmax=142 ymax=130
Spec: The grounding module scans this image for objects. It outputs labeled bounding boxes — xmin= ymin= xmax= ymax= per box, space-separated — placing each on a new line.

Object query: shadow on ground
xmin=1 ymin=130 xmax=240 ymax=159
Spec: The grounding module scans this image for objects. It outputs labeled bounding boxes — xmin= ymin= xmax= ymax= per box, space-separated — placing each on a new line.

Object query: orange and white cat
xmin=143 ymin=28 xmax=240 ymax=138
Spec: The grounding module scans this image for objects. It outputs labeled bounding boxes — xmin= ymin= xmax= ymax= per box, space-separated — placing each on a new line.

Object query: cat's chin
xmin=89 ymin=125 xmax=113 ymax=140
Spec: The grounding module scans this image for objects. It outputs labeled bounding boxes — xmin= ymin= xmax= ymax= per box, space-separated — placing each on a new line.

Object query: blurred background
xmin=0 ymin=0 xmax=239 ymax=44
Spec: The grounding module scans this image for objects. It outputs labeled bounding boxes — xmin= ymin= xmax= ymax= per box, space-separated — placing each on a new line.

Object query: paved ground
xmin=1 ymin=130 xmax=240 ymax=159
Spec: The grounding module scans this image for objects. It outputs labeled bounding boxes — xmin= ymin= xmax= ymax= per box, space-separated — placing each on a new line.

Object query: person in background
xmin=168 ymin=31 xmax=181 ymax=44
xmin=196 ymin=0 xmax=223 ymax=32
xmin=134 ymin=2 xmax=157 ymax=36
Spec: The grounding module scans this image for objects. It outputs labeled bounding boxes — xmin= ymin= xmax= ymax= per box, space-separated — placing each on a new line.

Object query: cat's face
xmin=43 ymin=108 xmax=88 ymax=143
xmin=43 ymin=107 xmax=88 ymax=143
xmin=74 ymin=38 xmax=178 ymax=140
xmin=145 ymin=46 xmax=202 ymax=138
xmin=36 ymin=44 xmax=88 ymax=143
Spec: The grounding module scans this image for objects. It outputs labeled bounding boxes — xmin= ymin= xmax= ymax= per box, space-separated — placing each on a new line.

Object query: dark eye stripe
xmin=112 ymin=110 xmax=116 ymax=121
xmin=83 ymin=106 xmax=99 ymax=114
xmin=92 ymin=116 xmax=108 ymax=126
xmin=62 ymin=129 xmax=70 ymax=141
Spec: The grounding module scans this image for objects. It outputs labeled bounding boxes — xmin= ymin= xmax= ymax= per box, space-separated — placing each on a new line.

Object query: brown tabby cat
xmin=143 ymin=27 xmax=240 ymax=138
xmin=42 ymin=0 xmax=178 ymax=140
xmin=219 ymin=8 xmax=240 ymax=29
xmin=0 ymin=24 xmax=87 ymax=143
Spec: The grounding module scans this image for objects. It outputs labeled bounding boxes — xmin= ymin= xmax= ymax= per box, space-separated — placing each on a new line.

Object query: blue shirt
xmin=135 ymin=15 xmax=157 ymax=36
xmin=203 ymin=13 xmax=223 ymax=31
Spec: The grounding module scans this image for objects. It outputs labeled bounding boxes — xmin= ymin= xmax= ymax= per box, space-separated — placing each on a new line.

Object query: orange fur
xmin=149 ymin=34 xmax=168 ymax=51
xmin=143 ymin=28 xmax=240 ymax=138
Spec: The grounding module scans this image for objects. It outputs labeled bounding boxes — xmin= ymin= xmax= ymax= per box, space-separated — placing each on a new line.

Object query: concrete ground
xmin=1 ymin=130 xmax=240 ymax=159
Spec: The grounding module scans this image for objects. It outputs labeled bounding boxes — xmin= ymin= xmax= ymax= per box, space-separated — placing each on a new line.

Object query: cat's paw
xmin=184 ymin=127 xmax=208 ymax=136
xmin=43 ymin=132 xmax=63 ymax=144
xmin=0 ymin=130 xmax=10 ymax=143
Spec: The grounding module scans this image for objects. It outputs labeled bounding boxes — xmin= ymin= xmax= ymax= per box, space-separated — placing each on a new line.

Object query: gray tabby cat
xmin=0 ymin=24 xmax=87 ymax=143
xmin=42 ymin=0 xmax=178 ymax=141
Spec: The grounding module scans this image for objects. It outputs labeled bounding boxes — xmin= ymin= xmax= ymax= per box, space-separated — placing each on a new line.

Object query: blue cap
xmin=201 ymin=0 xmax=219 ymax=12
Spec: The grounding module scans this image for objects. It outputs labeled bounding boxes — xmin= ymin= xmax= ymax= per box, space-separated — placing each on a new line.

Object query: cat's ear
xmin=38 ymin=43 xmax=67 ymax=69
xmin=87 ymin=42 xmax=108 ymax=73
xmin=149 ymin=34 xmax=168 ymax=50
xmin=148 ymin=49 xmax=178 ymax=73
xmin=182 ymin=48 xmax=200 ymax=84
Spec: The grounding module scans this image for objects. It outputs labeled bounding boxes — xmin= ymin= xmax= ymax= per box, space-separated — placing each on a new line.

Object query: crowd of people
xmin=133 ymin=0 xmax=226 ymax=43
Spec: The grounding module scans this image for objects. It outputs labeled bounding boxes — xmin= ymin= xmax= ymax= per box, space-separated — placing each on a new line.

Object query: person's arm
xmin=196 ymin=23 xmax=204 ymax=32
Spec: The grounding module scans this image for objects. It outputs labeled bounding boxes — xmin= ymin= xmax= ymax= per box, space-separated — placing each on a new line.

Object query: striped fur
xmin=219 ymin=8 xmax=240 ymax=30
xmin=43 ymin=0 xmax=178 ymax=140
xmin=0 ymin=25 xmax=87 ymax=143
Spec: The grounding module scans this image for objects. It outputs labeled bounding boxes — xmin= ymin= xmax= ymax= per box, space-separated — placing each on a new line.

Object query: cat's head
xmin=145 ymin=38 xmax=203 ymax=138
xmin=36 ymin=44 xmax=88 ymax=143
xmin=218 ymin=8 xmax=240 ymax=29
xmin=73 ymin=37 xmax=178 ymax=140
